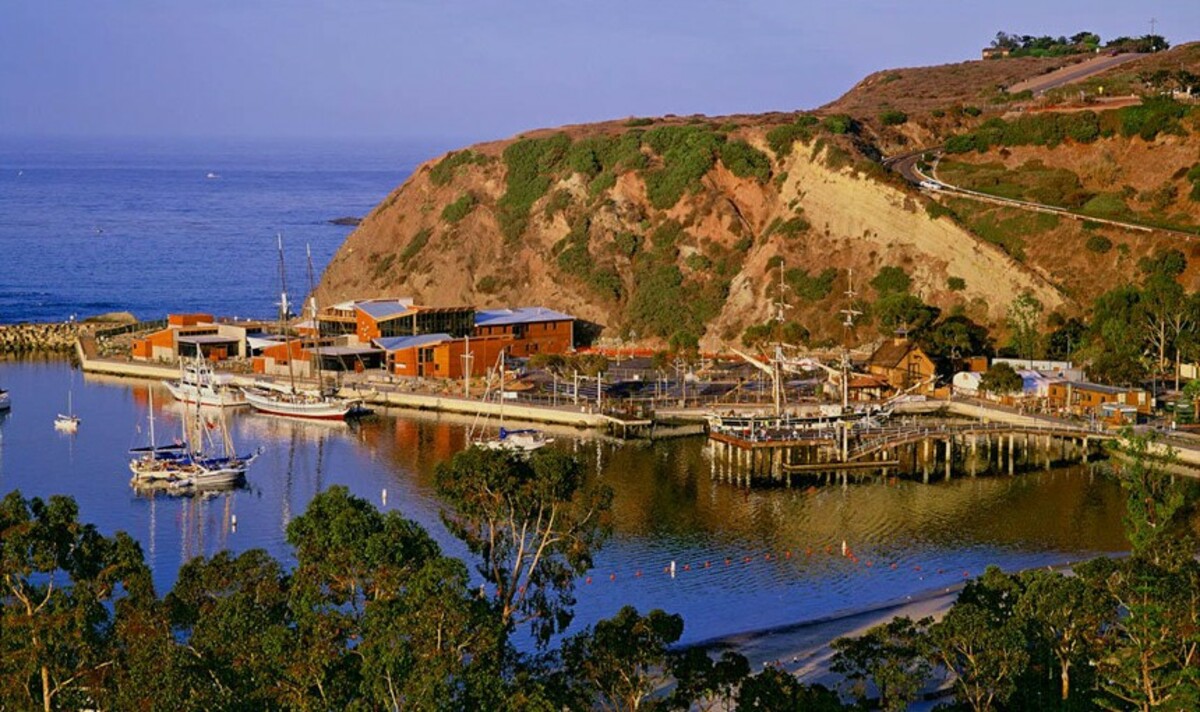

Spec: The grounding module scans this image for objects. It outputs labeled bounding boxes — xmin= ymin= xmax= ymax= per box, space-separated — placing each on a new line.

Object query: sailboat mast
xmin=305 ymin=243 xmax=324 ymax=392
xmin=276 ymin=233 xmax=298 ymax=394
xmin=148 ymin=386 xmax=156 ymax=461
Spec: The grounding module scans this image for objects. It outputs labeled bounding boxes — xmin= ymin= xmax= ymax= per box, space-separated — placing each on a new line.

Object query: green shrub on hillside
xmin=785 ymin=267 xmax=838 ymax=301
xmin=613 ymin=231 xmax=641 ymax=257
xmin=822 ymin=114 xmax=857 ymax=135
xmin=1118 ymin=97 xmax=1191 ymax=141
xmin=401 ymin=227 xmax=432 ymax=263
xmin=429 ymin=150 xmax=485 ymax=186
xmin=441 ymin=193 xmax=477 ymax=224
xmin=718 ymin=140 xmax=771 ymax=182
xmin=765 ymin=115 xmax=818 ymax=159
xmin=880 ymin=110 xmax=908 ymax=126
xmin=625 ymin=117 xmax=654 ymax=127
xmin=1086 ymin=234 xmax=1113 ymax=253
xmin=947 ymin=276 xmax=966 ymax=291
xmin=1186 ymin=164 xmax=1200 ymax=202
xmin=870 ymin=266 xmax=912 ymax=295
xmin=497 ymin=134 xmax=571 ymax=242
xmin=642 ymin=126 xmax=723 ymax=209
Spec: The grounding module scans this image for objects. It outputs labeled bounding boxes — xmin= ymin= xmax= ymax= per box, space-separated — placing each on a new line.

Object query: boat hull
xmin=164 ymin=379 xmax=248 ymax=408
xmin=243 ymin=390 xmax=352 ymax=420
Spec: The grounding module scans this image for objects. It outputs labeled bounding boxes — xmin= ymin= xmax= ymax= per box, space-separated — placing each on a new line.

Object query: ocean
xmin=0 ymin=136 xmax=461 ymax=323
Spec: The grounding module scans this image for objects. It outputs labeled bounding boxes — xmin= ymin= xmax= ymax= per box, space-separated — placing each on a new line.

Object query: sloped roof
xmin=475 ymin=307 xmax=574 ymax=327
xmin=356 ymin=299 xmax=415 ymax=320
xmin=868 ymin=340 xmax=919 ymax=368
xmin=373 ymin=333 xmax=452 ymax=352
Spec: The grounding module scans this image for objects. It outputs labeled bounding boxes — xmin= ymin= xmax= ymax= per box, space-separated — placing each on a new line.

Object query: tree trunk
xmin=1061 ymin=661 xmax=1070 ymax=701
xmin=42 ymin=664 xmax=51 ymax=712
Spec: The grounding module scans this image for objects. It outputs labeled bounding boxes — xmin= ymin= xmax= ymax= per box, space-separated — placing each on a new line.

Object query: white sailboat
xmin=164 ymin=354 xmax=248 ymax=408
xmin=471 ymin=350 xmax=552 ymax=454
xmin=54 ymin=389 xmax=80 ymax=432
xmin=243 ymin=236 xmax=355 ymax=421
xmin=131 ymin=387 xmax=260 ymax=489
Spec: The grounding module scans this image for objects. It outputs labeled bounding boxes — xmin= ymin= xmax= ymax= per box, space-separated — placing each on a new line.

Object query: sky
xmin=2 ymin=0 xmax=1199 ymax=144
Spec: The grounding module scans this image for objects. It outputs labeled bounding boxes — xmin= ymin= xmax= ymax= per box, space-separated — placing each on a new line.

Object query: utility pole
xmin=595 ymin=374 xmax=603 ymax=410
xmin=1150 ymin=17 xmax=1158 ymax=38
xmin=461 ymin=333 xmax=473 ymax=399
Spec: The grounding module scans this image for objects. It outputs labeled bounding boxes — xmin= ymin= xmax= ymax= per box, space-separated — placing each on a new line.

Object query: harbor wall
xmin=0 ymin=322 xmax=80 ymax=353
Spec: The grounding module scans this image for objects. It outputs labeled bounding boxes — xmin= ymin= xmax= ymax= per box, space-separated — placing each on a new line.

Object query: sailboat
xmin=131 ymin=387 xmax=260 ymax=489
xmin=0 ymin=387 xmax=10 ymax=412
xmin=54 ymin=389 xmax=80 ymax=432
xmin=242 ymin=236 xmax=356 ymax=420
xmin=471 ymin=350 xmax=552 ymax=454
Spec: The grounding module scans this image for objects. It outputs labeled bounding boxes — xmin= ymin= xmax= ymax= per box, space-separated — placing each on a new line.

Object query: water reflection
xmin=0 ymin=358 xmax=1144 ymax=644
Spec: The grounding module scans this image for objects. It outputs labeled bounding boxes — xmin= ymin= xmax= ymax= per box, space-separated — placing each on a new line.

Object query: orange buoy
xmin=586 ymin=577 xmax=593 ymax=584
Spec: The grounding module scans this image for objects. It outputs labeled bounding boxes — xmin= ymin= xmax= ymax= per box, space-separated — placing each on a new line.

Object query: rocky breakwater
xmin=0 ymin=322 xmax=82 ymax=353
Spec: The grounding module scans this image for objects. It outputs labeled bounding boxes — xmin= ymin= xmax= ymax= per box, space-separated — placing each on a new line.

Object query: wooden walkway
xmin=847 ymin=422 xmax=1110 ymax=461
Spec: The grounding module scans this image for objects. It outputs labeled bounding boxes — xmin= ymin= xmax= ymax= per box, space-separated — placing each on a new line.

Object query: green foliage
xmin=870 ymin=265 xmax=912 ymax=295
xmin=943 ymin=111 xmax=1101 ymax=153
xmin=822 ymin=114 xmax=857 ymax=135
xmin=624 ymin=117 xmax=654 ymax=127
xmin=435 ymin=448 xmax=613 ymax=646
xmin=1085 ymin=234 xmax=1113 ymax=253
xmin=441 ymin=192 xmax=477 ymax=224
xmin=560 ymin=606 xmax=684 ymax=711
xmin=476 ymin=275 xmax=502 ymax=294
xmin=429 ymin=150 xmax=485 ymax=186
xmin=666 ymin=649 xmax=750 ymax=711
xmin=832 ymin=616 xmax=931 ymax=712
xmin=588 ymin=170 xmax=617 ymax=197
xmin=765 ymin=119 xmax=815 ymax=158
xmin=1138 ymin=248 xmax=1187 ymax=278
xmin=400 ymin=227 xmax=432 ymax=263
xmin=873 ymin=293 xmax=940 ymax=337
xmin=962 ymin=105 xmax=983 ymax=117
xmin=879 ymin=109 xmax=909 ymax=126
xmin=945 ymin=200 xmax=1034 ymax=261
xmin=613 ymin=231 xmax=641 ymax=257
xmin=776 ymin=216 xmax=810 ymax=238
xmin=543 ymin=189 xmax=571 ymax=218
xmin=684 ymin=252 xmax=712 ymax=271
xmin=642 ymin=125 xmax=723 ymax=209
xmin=947 ymin=276 xmax=966 ymax=291
xmin=925 ymin=200 xmax=953 ymax=220
xmin=1006 ymin=291 xmax=1044 ymax=360
xmin=1081 ymin=192 xmax=1133 ymax=220
xmin=718 ymin=139 xmax=771 ymax=182
xmin=786 ymin=267 xmax=838 ymax=301
xmin=1118 ymin=96 xmax=1191 ymax=141
xmin=979 ymin=362 xmax=1024 ymax=394
xmin=497 ymin=133 xmax=571 ymax=242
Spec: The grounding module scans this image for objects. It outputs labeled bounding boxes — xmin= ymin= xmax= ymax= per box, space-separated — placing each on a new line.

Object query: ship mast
xmin=276 ymin=233 xmax=298 ymax=395
xmin=769 ymin=260 xmax=791 ymax=417
xmin=838 ymin=269 xmax=862 ymax=461
xmin=305 ymin=243 xmax=325 ymax=394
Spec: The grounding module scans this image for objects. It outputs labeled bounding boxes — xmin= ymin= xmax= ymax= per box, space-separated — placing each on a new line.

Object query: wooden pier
xmin=709 ymin=421 xmax=1114 ymax=486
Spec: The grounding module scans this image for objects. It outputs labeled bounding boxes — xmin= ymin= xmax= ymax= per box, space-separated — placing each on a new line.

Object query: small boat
xmin=0 ymin=388 xmax=10 ymax=412
xmin=470 ymin=351 xmax=551 ymax=454
xmin=54 ymin=391 xmax=79 ymax=432
xmin=206 ymin=172 xmax=220 ymax=179
xmin=478 ymin=427 xmax=553 ymax=453
xmin=164 ymin=355 xmax=248 ymax=408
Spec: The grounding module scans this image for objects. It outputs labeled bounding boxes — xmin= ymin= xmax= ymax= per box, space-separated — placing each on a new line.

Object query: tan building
xmin=866 ymin=337 xmax=937 ymax=395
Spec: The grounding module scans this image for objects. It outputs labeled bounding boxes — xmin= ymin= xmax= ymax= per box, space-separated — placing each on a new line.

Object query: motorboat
xmin=477 ymin=427 xmax=553 ymax=454
xmin=0 ymin=388 xmax=10 ymax=412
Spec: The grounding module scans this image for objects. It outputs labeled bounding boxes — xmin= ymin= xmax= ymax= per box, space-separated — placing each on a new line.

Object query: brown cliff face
xmin=316 ymin=44 xmax=1200 ymax=350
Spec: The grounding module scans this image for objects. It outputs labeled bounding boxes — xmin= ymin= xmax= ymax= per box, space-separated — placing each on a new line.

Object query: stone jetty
xmin=0 ymin=322 xmax=82 ymax=353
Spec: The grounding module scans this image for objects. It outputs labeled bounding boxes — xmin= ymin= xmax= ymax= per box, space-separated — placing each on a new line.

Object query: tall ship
xmin=163 ymin=355 xmax=248 ymax=408
xmin=130 ymin=387 xmax=259 ymax=489
xmin=242 ymin=237 xmax=356 ymax=421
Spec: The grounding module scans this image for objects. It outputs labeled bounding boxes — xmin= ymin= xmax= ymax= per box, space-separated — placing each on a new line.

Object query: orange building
xmin=319 ymin=299 xmax=475 ymax=342
xmin=865 ymin=336 xmax=937 ymax=395
xmin=472 ymin=307 xmax=574 ymax=357
xmin=374 ymin=333 xmax=511 ymax=379
xmin=1047 ymin=381 xmax=1152 ymax=417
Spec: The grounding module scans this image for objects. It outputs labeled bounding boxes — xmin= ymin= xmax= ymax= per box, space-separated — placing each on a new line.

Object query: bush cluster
xmin=642 ymin=126 xmax=723 ymax=209
xmin=429 ymin=150 xmax=485 ymax=186
xmin=441 ymin=192 xmax=477 ymax=224
xmin=765 ymin=115 xmax=818 ymax=159
xmin=718 ymin=140 xmax=771 ymax=182
xmin=785 ymin=267 xmax=838 ymax=301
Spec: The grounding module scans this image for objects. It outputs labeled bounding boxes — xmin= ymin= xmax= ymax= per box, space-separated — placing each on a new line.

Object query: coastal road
xmin=1007 ymin=52 xmax=1144 ymax=95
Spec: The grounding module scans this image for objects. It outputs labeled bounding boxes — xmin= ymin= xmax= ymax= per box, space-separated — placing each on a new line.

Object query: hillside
xmin=316 ymin=43 xmax=1200 ymax=352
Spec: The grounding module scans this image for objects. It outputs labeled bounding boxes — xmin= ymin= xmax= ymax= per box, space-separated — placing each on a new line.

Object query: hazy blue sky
xmin=2 ymin=1 xmax=1198 ymax=143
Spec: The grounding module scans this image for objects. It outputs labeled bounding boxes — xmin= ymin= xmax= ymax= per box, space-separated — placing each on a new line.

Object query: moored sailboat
xmin=243 ymin=236 xmax=355 ymax=421
xmin=164 ymin=354 xmax=248 ymax=408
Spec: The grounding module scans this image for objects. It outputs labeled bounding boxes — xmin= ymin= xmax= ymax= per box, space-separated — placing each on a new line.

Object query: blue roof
xmin=356 ymin=300 xmax=414 ymax=320
xmin=475 ymin=307 xmax=574 ymax=327
xmin=373 ymin=333 xmax=451 ymax=351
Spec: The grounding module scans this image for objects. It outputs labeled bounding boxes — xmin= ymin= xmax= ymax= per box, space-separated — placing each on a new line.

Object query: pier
xmin=708 ymin=421 xmax=1114 ymax=486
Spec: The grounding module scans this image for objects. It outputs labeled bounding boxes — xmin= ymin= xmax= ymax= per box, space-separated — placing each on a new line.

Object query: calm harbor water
xmin=0 ymin=136 xmax=460 ymax=323
xmin=0 ymin=358 xmax=1134 ymax=644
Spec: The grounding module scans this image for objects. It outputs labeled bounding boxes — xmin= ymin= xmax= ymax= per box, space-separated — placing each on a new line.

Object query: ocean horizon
xmin=0 ymin=135 xmax=469 ymax=324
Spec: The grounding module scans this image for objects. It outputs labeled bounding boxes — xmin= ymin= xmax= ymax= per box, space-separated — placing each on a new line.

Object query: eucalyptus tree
xmin=0 ymin=491 xmax=150 ymax=712
xmin=435 ymin=448 xmax=612 ymax=646
xmin=831 ymin=616 xmax=932 ymax=712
